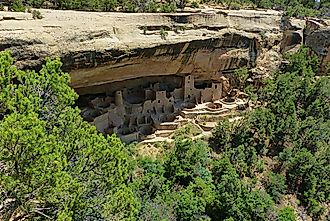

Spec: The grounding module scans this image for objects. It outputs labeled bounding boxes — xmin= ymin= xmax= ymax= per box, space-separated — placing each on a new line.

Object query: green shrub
xmin=285 ymin=4 xmax=320 ymax=18
xmin=27 ymin=0 xmax=45 ymax=8
xmin=123 ymin=1 xmax=137 ymax=12
xmin=101 ymin=0 xmax=118 ymax=11
xmin=233 ymin=67 xmax=249 ymax=90
xmin=160 ymin=28 xmax=168 ymax=40
xmin=160 ymin=2 xmax=176 ymax=12
xmin=259 ymin=31 xmax=267 ymax=40
xmin=0 ymin=51 xmax=139 ymax=220
xmin=143 ymin=0 xmax=158 ymax=12
xmin=228 ymin=2 xmax=241 ymax=10
xmin=264 ymin=172 xmax=287 ymax=202
xmin=191 ymin=1 xmax=199 ymax=8
xmin=32 ymin=9 xmax=43 ymax=19
xmin=307 ymin=198 xmax=325 ymax=220
xmin=278 ymin=207 xmax=296 ymax=221
xmin=10 ymin=0 xmax=26 ymax=12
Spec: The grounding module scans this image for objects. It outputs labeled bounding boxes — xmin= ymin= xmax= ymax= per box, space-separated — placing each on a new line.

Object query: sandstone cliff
xmin=0 ymin=9 xmax=328 ymax=93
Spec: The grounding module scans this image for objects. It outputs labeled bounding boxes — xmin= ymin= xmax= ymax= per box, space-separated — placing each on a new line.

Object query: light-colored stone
xmin=1 ymin=8 xmax=285 ymax=90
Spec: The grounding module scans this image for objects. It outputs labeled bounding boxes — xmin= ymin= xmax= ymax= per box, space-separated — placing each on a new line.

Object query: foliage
xmin=174 ymin=123 xmax=202 ymax=138
xmin=233 ymin=67 xmax=249 ymax=90
xmin=175 ymin=178 xmax=214 ymax=221
xmin=259 ymin=31 xmax=267 ymax=40
xmin=164 ymin=137 xmax=212 ymax=186
xmin=264 ymin=172 xmax=287 ymax=202
xmin=244 ymin=84 xmax=258 ymax=103
xmin=160 ymin=28 xmax=169 ymax=40
xmin=160 ymin=2 xmax=177 ymax=12
xmin=210 ymin=46 xmax=330 ymax=218
xmin=131 ymin=126 xmax=215 ymax=220
xmin=209 ymin=156 xmax=276 ymax=220
xmin=278 ymin=207 xmax=296 ymax=221
xmin=0 ymin=51 xmax=138 ymax=220
xmin=32 ymin=10 xmax=43 ymax=19
xmin=285 ymin=3 xmax=320 ymax=17
xmin=191 ymin=1 xmax=199 ymax=8
xmin=20 ymin=0 xmax=178 ymax=12
xmin=193 ymin=0 xmax=325 ymax=18
xmin=209 ymin=119 xmax=232 ymax=151
xmin=10 ymin=0 xmax=26 ymax=12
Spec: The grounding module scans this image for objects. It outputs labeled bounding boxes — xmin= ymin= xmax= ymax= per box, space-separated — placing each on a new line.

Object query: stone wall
xmin=79 ymin=75 xmax=225 ymax=141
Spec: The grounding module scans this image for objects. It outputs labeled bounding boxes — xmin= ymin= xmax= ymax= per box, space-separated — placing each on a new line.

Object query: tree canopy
xmin=0 ymin=51 xmax=139 ymax=220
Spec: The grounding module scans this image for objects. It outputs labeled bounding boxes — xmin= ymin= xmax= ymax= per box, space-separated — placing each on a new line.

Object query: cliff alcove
xmin=2 ymin=8 xmax=329 ymax=141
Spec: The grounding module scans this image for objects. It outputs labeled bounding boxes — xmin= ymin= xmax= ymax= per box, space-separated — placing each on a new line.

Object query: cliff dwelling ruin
xmin=4 ymin=9 xmax=328 ymax=142
xmin=78 ymin=74 xmax=247 ymax=142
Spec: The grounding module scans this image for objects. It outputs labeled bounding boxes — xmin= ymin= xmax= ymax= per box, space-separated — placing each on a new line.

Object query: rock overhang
xmin=2 ymin=8 xmax=329 ymax=92
xmin=1 ymin=8 xmax=285 ymax=91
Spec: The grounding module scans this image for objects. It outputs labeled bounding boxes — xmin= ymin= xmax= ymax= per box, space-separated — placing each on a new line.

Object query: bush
xmin=191 ymin=1 xmax=199 ymax=8
xmin=160 ymin=2 xmax=176 ymax=12
xmin=101 ymin=0 xmax=118 ymax=11
xmin=257 ymin=0 xmax=274 ymax=9
xmin=10 ymin=0 xmax=26 ymax=12
xmin=278 ymin=207 xmax=296 ymax=221
xmin=284 ymin=4 xmax=320 ymax=18
xmin=264 ymin=172 xmax=287 ymax=202
xmin=145 ymin=0 xmax=158 ymax=12
xmin=233 ymin=67 xmax=249 ymax=90
xmin=228 ymin=2 xmax=241 ymax=10
xmin=124 ymin=1 xmax=137 ymax=12
xmin=0 ymin=51 xmax=138 ymax=220
xmin=32 ymin=9 xmax=43 ymax=19
xmin=160 ymin=28 xmax=168 ymax=40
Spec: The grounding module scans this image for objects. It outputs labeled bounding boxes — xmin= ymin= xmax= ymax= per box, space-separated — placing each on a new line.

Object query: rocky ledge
xmin=0 ymin=9 xmax=329 ymax=93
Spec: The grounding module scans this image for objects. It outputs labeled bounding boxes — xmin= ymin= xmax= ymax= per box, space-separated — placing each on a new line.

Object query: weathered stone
xmin=1 ymin=8 xmax=284 ymax=90
xmin=305 ymin=27 xmax=330 ymax=72
xmin=2 ymin=8 xmax=329 ymax=91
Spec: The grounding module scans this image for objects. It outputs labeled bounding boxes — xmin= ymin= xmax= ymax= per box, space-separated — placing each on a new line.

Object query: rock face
xmin=305 ymin=19 xmax=330 ymax=72
xmin=1 ymin=9 xmax=329 ymax=91
xmin=1 ymin=8 xmax=288 ymax=92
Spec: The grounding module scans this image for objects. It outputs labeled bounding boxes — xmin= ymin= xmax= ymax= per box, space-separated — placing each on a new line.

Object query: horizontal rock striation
xmin=0 ymin=9 xmax=283 ymax=90
xmin=1 ymin=9 xmax=328 ymax=93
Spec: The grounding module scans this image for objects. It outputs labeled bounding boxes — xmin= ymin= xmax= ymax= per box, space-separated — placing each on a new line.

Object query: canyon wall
xmin=1 ymin=9 xmax=329 ymax=92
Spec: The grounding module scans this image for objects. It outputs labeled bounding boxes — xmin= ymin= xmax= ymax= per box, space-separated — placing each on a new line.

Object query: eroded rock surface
xmin=305 ymin=19 xmax=330 ymax=72
xmin=2 ymin=9 xmax=329 ymax=90
xmin=1 ymin=9 xmax=287 ymax=91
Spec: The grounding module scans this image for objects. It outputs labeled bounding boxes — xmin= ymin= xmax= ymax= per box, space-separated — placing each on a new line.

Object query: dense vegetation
xmin=2 ymin=0 xmax=330 ymax=16
xmin=0 ymin=52 xmax=138 ymax=220
xmin=0 ymin=46 xmax=329 ymax=220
